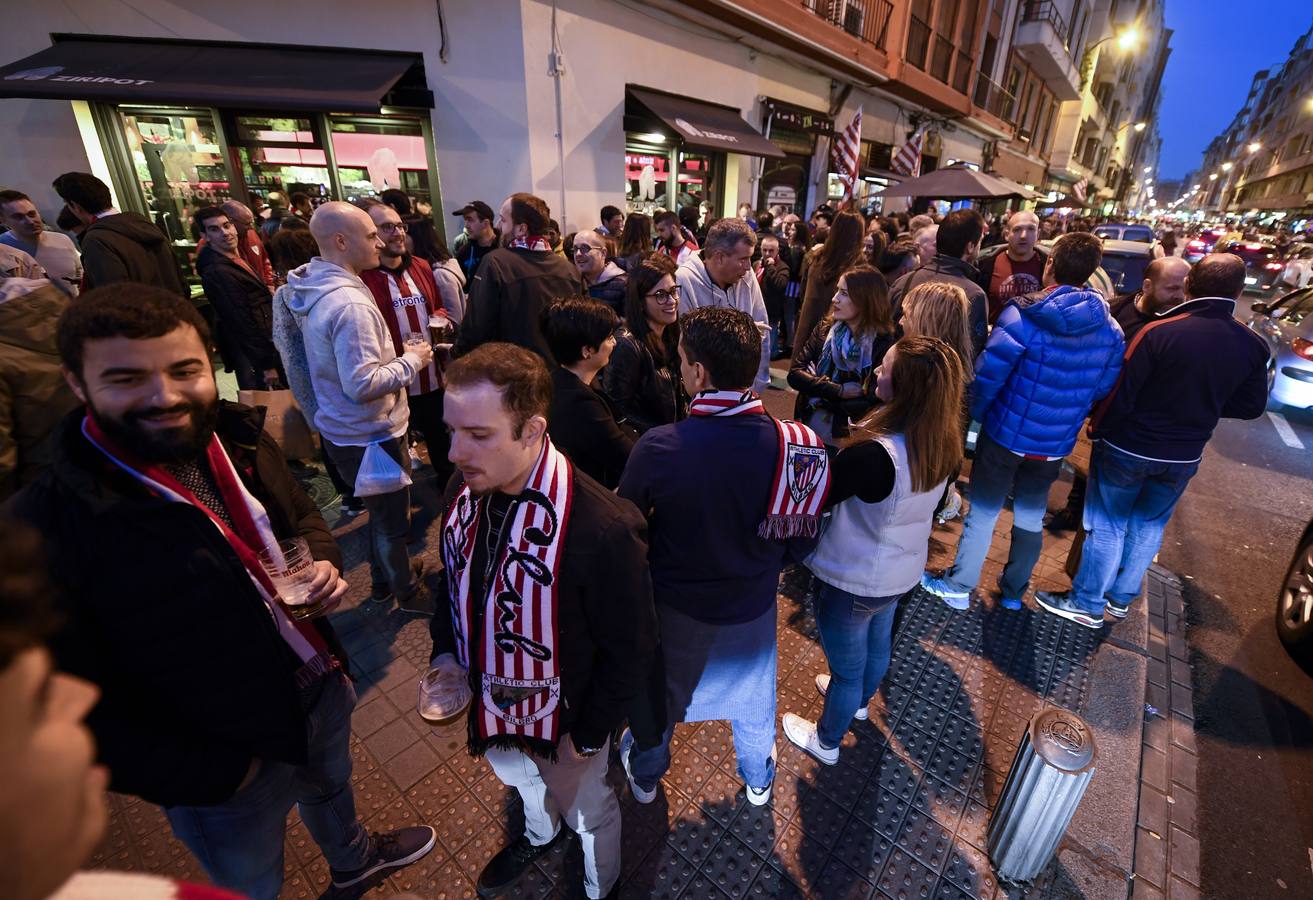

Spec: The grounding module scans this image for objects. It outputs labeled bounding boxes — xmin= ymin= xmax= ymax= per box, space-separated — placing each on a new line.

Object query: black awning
xmin=626 ymin=86 xmax=784 ymax=158
xmin=0 ymin=34 xmax=433 ymax=111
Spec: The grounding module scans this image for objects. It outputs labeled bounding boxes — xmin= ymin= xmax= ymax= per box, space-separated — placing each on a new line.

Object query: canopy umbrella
xmin=871 ymin=164 xmax=1040 ymax=200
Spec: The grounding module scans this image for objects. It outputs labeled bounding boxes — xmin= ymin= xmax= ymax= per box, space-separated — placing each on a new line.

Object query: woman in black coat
xmin=789 ymin=264 xmax=896 ymax=446
xmin=541 ymin=297 xmax=637 ymax=489
xmin=603 ymin=253 xmax=686 ymax=433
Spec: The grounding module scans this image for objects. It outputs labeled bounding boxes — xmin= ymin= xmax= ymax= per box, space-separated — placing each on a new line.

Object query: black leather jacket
xmin=602 ymin=329 xmax=685 ymax=433
xmin=788 ymin=321 xmax=892 ymax=439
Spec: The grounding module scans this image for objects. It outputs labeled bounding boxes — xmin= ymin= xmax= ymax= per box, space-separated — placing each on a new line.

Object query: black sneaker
xmin=477 ymin=829 xmax=569 ymax=897
xmin=340 ymin=497 xmax=367 ymax=517
xmin=1105 ymin=598 xmax=1131 ymax=619
xmin=330 ymin=825 xmax=437 ymax=888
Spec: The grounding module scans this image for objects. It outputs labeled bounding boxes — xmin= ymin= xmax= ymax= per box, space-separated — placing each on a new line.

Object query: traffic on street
xmin=2 ymin=2 xmax=1313 ymax=900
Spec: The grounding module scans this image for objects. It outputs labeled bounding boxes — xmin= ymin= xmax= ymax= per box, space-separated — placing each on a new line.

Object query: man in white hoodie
xmin=676 ymin=217 xmax=772 ymax=394
xmin=285 ymin=202 xmax=435 ymax=614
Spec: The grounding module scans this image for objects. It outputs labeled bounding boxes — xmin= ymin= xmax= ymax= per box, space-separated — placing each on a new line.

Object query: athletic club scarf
xmin=80 ymin=415 xmax=336 ymax=683
xmin=688 ymin=389 xmax=832 ymax=538
xmin=511 ymin=236 xmax=553 ymax=252
xmin=441 ymin=438 xmax=573 ymax=757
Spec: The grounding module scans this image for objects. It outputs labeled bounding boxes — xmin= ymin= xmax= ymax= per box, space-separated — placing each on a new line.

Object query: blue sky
xmin=1157 ymin=4 xmax=1312 ymax=179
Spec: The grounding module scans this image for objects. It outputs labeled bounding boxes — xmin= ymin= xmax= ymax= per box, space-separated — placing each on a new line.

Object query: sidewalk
xmin=85 ymin=450 xmax=1161 ymax=899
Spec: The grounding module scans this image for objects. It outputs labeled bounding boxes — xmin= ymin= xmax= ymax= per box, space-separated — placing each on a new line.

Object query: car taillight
xmin=1293 ymin=338 xmax=1313 ymax=361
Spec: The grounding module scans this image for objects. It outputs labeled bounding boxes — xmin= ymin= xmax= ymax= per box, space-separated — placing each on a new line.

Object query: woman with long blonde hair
xmin=900 ymin=281 xmax=974 ymax=381
xmin=781 ymin=336 xmax=966 ymax=764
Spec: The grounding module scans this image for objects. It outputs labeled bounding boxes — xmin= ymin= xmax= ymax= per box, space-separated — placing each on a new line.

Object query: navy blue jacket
xmin=972 ymin=284 xmax=1125 ymax=457
xmin=1091 ymin=296 xmax=1269 ymax=462
xmin=618 ymin=413 xmax=799 ymax=624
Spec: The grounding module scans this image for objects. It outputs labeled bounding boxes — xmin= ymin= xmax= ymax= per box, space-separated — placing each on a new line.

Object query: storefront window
xmin=120 ymin=107 xmax=232 ymax=244
xmin=226 ymin=114 xmax=332 ymax=212
xmin=624 ymin=138 xmax=722 ymax=218
xmin=330 ymin=115 xmax=432 ymax=205
xmin=625 ymin=140 xmax=672 ymax=216
xmin=677 ymin=151 xmax=717 ymax=213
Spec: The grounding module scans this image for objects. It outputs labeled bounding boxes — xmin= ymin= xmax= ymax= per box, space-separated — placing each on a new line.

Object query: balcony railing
xmin=803 ymin=0 xmax=894 ymax=50
xmin=906 ymin=14 xmax=931 ymax=69
xmin=1021 ymin=0 xmax=1071 ymax=53
xmin=973 ymin=71 xmax=1017 ymax=122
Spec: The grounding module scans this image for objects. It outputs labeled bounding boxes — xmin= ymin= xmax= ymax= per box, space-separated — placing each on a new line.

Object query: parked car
xmin=1093 ymin=223 xmax=1156 ymax=244
xmin=1280 ymin=244 xmax=1313 ymax=291
xmin=1275 ymin=516 xmax=1313 ymax=666
xmin=1183 ymin=228 xmax=1228 ymax=263
xmin=1034 ymin=237 xmax=1154 ymax=298
xmin=1246 ymin=286 xmax=1313 ymax=407
xmin=1217 ymin=239 xmax=1284 ymax=293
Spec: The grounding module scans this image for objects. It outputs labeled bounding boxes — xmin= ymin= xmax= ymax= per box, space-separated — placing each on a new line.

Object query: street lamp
xmin=1248 ymin=142 xmax=1262 ymax=153
xmin=1080 ymin=24 xmax=1145 ymax=90
xmin=1133 ymin=121 xmax=1146 ymax=132
xmin=1221 ymin=162 xmax=1233 ymax=172
xmin=1209 ymin=173 xmax=1219 ymax=181
xmin=1143 ymin=166 xmax=1152 ymax=173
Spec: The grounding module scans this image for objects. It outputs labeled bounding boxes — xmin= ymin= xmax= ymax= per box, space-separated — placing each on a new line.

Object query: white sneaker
xmin=782 ymin=713 xmax=839 ymax=766
xmin=814 ymin=673 xmax=869 ymax=721
xmin=745 ymin=781 xmax=773 ymax=806
xmin=618 ymin=728 xmax=657 ymax=804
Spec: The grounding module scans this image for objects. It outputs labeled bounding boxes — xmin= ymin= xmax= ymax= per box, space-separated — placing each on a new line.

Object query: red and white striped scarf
xmin=441 ymin=438 xmax=573 ymax=756
xmin=511 ymin=236 xmax=553 ymax=252
xmin=689 ymin=389 xmax=832 ymax=538
xmin=81 ymin=415 xmax=335 ymax=681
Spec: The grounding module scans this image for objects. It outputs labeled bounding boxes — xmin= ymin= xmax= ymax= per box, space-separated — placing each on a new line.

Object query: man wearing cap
xmin=451 ymin=201 xmax=500 ymax=283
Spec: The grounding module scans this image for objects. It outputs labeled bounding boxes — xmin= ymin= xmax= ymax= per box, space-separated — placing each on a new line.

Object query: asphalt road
xmin=1157 ymin=295 xmax=1313 ymax=897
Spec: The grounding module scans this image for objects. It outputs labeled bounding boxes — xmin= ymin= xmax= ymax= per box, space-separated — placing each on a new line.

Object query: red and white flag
xmin=892 ymin=125 xmax=924 ymax=178
xmin=830 ymin=106 xmax=863 ymax=199
xmin=1072 ymin=176 xmax=1089 ymax=203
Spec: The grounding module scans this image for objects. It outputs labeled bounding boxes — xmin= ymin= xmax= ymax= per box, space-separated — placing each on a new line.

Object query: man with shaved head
xmin=977 ymin=209 xmax=1045 ymax=324
xmin=1110 ymin=255 xmax=1193 ymax=340
xmin=1038 ymin=253 xmax=1270 ymax=629
xmin=285 ymin=201 xmax=436 ymax=614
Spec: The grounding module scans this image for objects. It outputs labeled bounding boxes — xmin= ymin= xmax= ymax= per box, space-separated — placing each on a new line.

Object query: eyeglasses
xmin=647 ymin=287 xmax=681 ymax=303
xmin=379 ymin=222 xmax=408 ymax=233
xmin=573 ymin=244 xmax=602 ymax=256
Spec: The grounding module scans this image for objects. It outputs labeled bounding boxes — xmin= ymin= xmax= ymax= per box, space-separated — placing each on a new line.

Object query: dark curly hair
xmin=58 ymin=283 xmax=212 ymax=379
xmin=679 ymin=306 xmax=761 ymax=391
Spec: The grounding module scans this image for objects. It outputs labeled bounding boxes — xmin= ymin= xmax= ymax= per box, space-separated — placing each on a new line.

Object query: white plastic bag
xmin=353 ymin=441 xmax=413 ymax=497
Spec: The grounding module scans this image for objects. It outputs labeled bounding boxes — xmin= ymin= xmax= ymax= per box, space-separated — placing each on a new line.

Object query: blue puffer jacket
xmin=971 ymin=284 xmax=1125 ymax=457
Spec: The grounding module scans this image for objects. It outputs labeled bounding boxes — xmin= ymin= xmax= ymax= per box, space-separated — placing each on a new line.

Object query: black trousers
xmin=408 ymin=389 xmax=453 ymax=483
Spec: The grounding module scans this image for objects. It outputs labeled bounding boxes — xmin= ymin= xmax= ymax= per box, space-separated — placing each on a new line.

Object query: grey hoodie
xmin=676 ymin=251 xmax=772 ymax=394
xmin=283 ymin=257 xmax=420 ymax=446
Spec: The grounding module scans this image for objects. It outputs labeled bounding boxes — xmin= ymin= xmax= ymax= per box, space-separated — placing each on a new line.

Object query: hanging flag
xmin=891 ymin=125 xmax=924 ymax=178
xmin=830 ymin=106 xmax=863 ymax=200
xmin=1072 ymin=176 xmax=1089 ymax=203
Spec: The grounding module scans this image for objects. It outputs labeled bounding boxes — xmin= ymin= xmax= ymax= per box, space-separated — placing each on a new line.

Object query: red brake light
xmin=1293 ymin=338 xmax=1313 ymax=361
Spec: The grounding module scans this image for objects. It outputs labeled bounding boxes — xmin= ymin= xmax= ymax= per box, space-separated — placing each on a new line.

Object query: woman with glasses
xmin=788 ymin=264 xmax=896 ymax=447
xmin=573 ymin=229 xmax=628 ymax=316
xmin=604 ymin=253 xmax=686 ymax=433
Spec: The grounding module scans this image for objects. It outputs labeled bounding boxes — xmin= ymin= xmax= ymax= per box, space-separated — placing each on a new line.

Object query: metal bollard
xmin=987 ymin=708 xmax=1098 ymax=883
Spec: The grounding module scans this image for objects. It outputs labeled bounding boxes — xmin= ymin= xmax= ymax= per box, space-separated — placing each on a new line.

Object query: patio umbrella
xmin=872 ymin=165 xmax=1041 ymax=200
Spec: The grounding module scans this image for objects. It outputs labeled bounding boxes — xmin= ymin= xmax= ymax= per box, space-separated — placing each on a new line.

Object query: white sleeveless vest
xmin=806 ymin=433 xmax=945 ymax=598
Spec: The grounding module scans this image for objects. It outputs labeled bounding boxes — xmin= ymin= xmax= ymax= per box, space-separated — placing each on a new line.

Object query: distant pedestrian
xmin=922 ymin=232 xmax=1124 ymax=611
xmin=284 ymin=202 xmax=434 ymax=615
xmin=542 ymin=297 xmax=636 ymax=489
xmin=194 ymin=206 xmax=280 ymax=391
xmin=782 ymin=335 xmax=965 ymax=764
xmin=598 ymin=204 xmax=625 ymax=238
xmin=453 ymin=193 xmax=583 ymax=362
xmin=788 ymin=265 xmax=895 ymax=446
xmin=977 ymin=210 xmax=1045 ymax=324
xmin=573 ymin=229 xmax=628 ymax=315
xmin=604 ymin=253 xmax=685 ymax=432
xmin=430 ymin=342 xmax=655 ymax=900
xmin=793 ymin=209 xmax=866 ymax=368
xmin=0 ymin=189 xmax=82 ymax=297
xmin=889 ymin=209 xmax=989 ymax=359
xmin=1037 ymin=254 xmax=1270 ymax=627
xmin=676 ymin=217 xmax=772 ymax=394
xmin=654 ymin=210 xmax=698 ymax=266
xmin=618 ymin=307 xmax=830 ymax=809
xmin=51 ymin=172 xmax=185 ymax=296
xmin=756 ymin=234 xmax=792 ymax=357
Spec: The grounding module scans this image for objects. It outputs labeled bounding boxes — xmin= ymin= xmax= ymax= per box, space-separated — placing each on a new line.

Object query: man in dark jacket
xmin=573 ymin=228 xmax=629 ymax=315
xmin=52 ymin=172 xmax=186 ymax=296
xmin=450 ymin=200 xmax=500 ymax=282
xmin=976 ymin=210 xmax=1047 ymax=325
xmin=5 ymin=285 xmax=435 ymax=900
xmin=428 ymin=342 xmax=655 ymax=899
xmin=1038 ymin=255 xmax=1270 ymax=628
xmin=889 ymin=208 xmax=990 ymax=358
xmin=194 ymin=206 xmax=281 ymax=391
xmin=453 ymin=193 xmax=582 ymax=362
xmin=923 ymin=233 xmax=1124 ymax=612
xmin=756 ymin=234 xmax=793 ymax=357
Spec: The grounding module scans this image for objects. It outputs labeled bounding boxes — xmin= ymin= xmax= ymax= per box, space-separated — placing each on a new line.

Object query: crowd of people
xmin=0 ymin=172 xmax=1278 ymax=900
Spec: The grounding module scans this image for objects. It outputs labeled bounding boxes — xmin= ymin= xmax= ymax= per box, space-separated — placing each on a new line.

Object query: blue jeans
xmin=945 ymin=430 xmax=1062 ymax=599
xmin=1071 ymin=443 xmax=1198 ymax=614
xmin=629 ymin=715 xmax=777 ymax=793
xmin=814 ymin=582 xmax=900 ymax=747
xmin=164 ymin=672 xmax=370 ymax=900
xmin=323 ymin=438 xmax=418 ymax=600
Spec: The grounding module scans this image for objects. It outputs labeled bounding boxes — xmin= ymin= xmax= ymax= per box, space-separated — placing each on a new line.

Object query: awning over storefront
xmin=626 ymin=86 xmax=784 ymax=158
xmin=0 ymin=34 xmax=433 ymax=111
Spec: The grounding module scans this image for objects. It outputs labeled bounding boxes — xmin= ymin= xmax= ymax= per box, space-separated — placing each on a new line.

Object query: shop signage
xmin=674 ymin=117 xmax=739 ymax=145
xmin=4 ymin=65 xmax=154 ymax=86
xmin=763 ymin=98 xmax=833 ymax=136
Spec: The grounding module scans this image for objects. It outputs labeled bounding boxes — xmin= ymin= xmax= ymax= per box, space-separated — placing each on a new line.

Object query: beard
xmin=88 ymin=395 xmax=219 ymax=465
